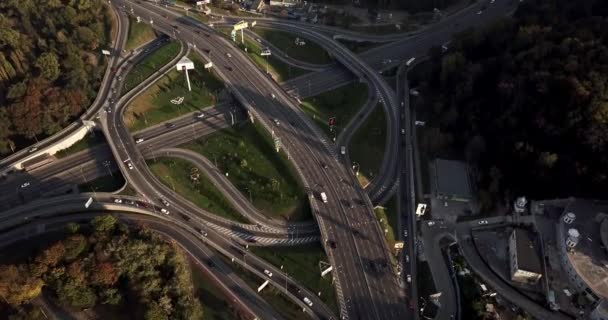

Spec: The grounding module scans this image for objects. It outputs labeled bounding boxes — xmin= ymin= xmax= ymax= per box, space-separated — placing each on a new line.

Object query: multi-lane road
xmin=106 ymin=1 xmax=408 ymax=319
xmin=0 ymin=0 xmax=534 ymax=319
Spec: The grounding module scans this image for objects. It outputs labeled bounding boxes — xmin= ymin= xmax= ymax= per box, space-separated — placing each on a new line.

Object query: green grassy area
xmin=189 ymin=261 xmax=240 ymax=320
xmin=337 ymin=39 xmax=380 ymax=54
xmin=300 ymin=82 xmax=369 ymax=139
xmin=183 ymin=122 xmax=310 ymax=221
xmin=125 ymin=16 xmax=157 ymax=51
xmin=148 ymin=157 xmax=247 ymax=223
xmin=124 ymin=53 xmax=224 ymax=131
xmin=238 ymin=35 xmax=309 ymax=82
xmin=216 ymin=254 xmax=310 ymax=319
xmin=215 ymin=27 xmax=308 ymax=82
xmin=250 ymin=245 xmax=339 ymax=315
xmin=253 ymin=29 xmax=333 ymax=65
xmin=78 ymin=172 xmax=126 ymax=193
xmin=374 ymin=197 xmax=398 ymax=250
xmin=349 ymin=103 xmax=386 ymax=186
xmin=122 ymin=41 xmax=181 ymax=94
xmin=55 ymin=131 xmax=105 ymax=159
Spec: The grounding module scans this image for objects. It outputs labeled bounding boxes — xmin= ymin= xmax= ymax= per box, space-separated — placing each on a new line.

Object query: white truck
xmin=320 ymin=192 xmax=328 ymax=203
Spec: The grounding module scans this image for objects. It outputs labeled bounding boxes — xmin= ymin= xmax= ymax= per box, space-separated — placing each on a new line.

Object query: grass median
xmin=300 ymin=82 xmax=369 ymax=138
xmin=253 ymin=29 xmax=333 ymax=65
xmin=124 ymin=53 xmax=224 ymax=131
xmin=250 ymin=245 xmax=339 ymax=315
xmin=374 ymin=196 xmax=398 ymax=251
xmin=349 ymin=102 xmax=387 ymax=187
xmin=189 ymin=260 xmax=241 ymax=320
xmin=183 ymin=122 xmax=310 ymax=222
xmin=216 ymin=27 xmax=308 ymax=82
xmin=147 ymin=157 xmax=247 ymax=223
xmin=215 ymin=253 xmax=311 ymax=319
xmin=122 ymin=41 xmax=181 ymax=94
xmin=125 ymin=16 xmax=157 ymax=51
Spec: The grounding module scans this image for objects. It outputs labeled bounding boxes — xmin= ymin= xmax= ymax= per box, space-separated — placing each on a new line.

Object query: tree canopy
xmin=0 ymin=0 xmax=113 ymax=154
xmin=412 ymin=0 xmax=608 ymax=207
xmin=0 ymin=217 xmax=204 ymax=319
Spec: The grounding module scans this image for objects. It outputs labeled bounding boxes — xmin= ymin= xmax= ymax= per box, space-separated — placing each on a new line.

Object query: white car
xmin=161 ymin=199 xmax=170 ymax=207
xmin=273 ymin=118 xmax=280 ymax=125
xmin=407 ymin=274 xmax=412 ymax=283
xmin=20 ymin=182 xmax=31 ymax=188
xmin=256 ymin=38 xmax=262 ymax=43
xmin=478 ymin=220 xmax=489 ymax=225
xmin=29 ymin=147 xmax=38 ymax=153
xmin=161 ymin=208 xmax=170 ymax=215
xmin=197 ymin=112 xmax=205 ymax=119
xmin=114 ymin=198 xmax=123 ymax=204
xmin=303 ymin=297 xmax=313 ymax=307
xmin=264 ymin=269 xmax=273 ymax=277
xmin=427 ymin=221 xmax=435 ymax=226
xmin=403 ymin=230 xmax=408 ymax=237
xmin=127 ymin=162 xmax=134 ymax=170
xmin=226 ymin=52 xmax=232 ymax=58
xmin=405 ymin=255 xmax=410 ymax=263
xmin=200 ymin=229 xmax=208 ymax=237
xmin=271 ymin=93 xmax=276 ymax=99
xmin=135 ymin=138 xmax=144 ymax=144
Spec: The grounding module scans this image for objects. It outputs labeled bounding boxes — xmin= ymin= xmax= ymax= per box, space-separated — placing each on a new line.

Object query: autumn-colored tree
xmin=91 ymin=262 xmax=118 ymax=286
xmin=35 ymin=242 xmax=65 ymax=267
xmin=0 ymin=265 xmax=43 ymax=305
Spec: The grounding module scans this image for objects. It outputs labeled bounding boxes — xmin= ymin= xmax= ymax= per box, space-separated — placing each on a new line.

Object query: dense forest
xmin=0 ymin=0 xmax=113 ymax=155
xmin=411 ymin=0 xmax=608 ymax=208
xmin=0 ymin=216 xmax=204 ymax=320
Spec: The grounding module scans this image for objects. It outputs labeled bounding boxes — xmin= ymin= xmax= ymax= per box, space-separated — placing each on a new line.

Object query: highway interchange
xmin=0 ymin=0 xmax=531 ymax=319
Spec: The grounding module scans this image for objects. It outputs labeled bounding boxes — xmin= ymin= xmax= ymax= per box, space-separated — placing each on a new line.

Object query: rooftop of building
xmin=431 ymin=159 xmax=472 ymax=200
xmin=512 ymin=228 xmax=542 ymax=274
xmin=558 ymin=199 xmax=608 ymax=299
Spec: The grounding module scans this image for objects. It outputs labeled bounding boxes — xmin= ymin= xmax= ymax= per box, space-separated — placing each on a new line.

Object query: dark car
xmin=328 ymin=240 xmax=337 ymax=249
xmin=165 ymin=123 xmax=175 ymax=128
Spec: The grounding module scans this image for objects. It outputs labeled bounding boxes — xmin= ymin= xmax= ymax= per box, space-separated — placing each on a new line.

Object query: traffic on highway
xmin=0 ymin=0 xmax=530 ymax=319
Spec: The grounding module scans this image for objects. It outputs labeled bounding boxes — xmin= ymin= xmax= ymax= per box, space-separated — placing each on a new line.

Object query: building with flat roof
xmin=509 ymin=228 xmax=543 ymax=284
xmin=430 ymin=159 xmax=473 ymax=202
